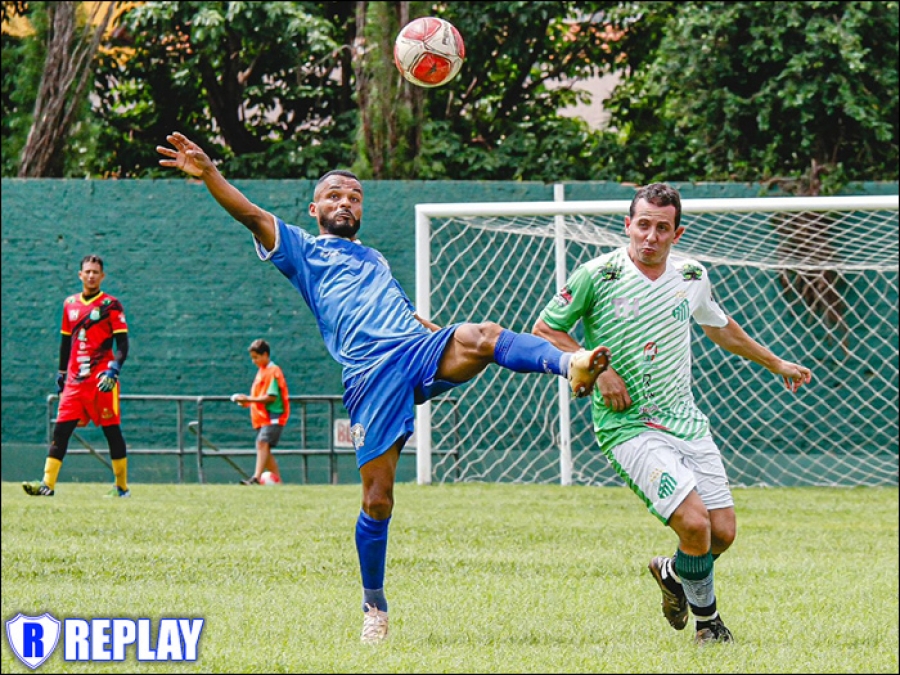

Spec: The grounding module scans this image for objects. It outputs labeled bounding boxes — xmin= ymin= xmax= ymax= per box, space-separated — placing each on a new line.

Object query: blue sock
xmin=355 ymin=510 xmax=391 ymax=612
xmin=494 ymin=329 xmax=570 ymax=376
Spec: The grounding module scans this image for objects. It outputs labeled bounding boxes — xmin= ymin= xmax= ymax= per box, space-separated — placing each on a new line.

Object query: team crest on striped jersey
xmin=680 ymin=263 xmax=703 ymax=281
xmin=599 ymin=261 xmax=622 ymax=282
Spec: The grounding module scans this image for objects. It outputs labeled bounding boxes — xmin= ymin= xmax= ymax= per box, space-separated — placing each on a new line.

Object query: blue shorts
xmin=342 ymin=324 xmax=463 ymax=468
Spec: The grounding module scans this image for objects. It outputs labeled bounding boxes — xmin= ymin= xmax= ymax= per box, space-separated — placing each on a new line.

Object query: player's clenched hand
xmin=97 ymin=361 xmax=121 ymax=392
xmin=55 ymin=371 xmax=66 ymax=394
xmin=773 ymin=359 xmax=812 ymax=393
xmin=156 ymin=132 xmax=212 ymax=177
xmin=597 ymin=367 xmax=631 ymax=412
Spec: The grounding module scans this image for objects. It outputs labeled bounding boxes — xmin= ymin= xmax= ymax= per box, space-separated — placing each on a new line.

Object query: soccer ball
xmin=259 ymin=471 xmax=281 ymax=486
xmin=393 ymin=17 xmax=465 ymax=88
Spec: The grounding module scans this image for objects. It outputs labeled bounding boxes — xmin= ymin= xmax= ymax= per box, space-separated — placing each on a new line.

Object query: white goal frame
xmin=414 ymin=191 xmax=899 ymax=486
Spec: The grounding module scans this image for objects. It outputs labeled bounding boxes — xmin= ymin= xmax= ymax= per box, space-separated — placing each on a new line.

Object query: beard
xmin=321 ymin=212 xmax=360 ymax=238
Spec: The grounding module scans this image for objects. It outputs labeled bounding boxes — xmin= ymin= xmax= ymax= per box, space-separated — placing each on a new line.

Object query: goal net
xmin=414 ymin=191 xmax=899 ymax=488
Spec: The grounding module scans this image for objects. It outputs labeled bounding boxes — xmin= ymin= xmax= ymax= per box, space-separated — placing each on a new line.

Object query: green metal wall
xmin=2 ymin=178 xmax=896 ymax=485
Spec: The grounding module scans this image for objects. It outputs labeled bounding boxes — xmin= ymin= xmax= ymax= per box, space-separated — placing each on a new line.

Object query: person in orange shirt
xmin=231 ymin=339 xmax=290 ymax=485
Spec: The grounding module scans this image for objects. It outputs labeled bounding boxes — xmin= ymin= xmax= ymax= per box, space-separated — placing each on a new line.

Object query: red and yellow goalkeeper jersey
xmin=61 ymin=292 xmax=128 ymax=383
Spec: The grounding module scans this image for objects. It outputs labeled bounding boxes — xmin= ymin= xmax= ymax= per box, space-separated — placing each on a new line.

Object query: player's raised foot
xmin=694 ymin=616 xmax=734 ymax=646
xmin=240 ymin=476 xmax=260 ymax=486
xmin=360 ymin=603 xmax=389 ymax=644
xmin=105 ymin=486 xmax=130 ymax=498
xmin=22 ymin=481 xmax=54 ymax=497
xmin=568 ymin=345 xmax=611 ymax=399
xmin=648 ymin=556 xmax=688 ymax=630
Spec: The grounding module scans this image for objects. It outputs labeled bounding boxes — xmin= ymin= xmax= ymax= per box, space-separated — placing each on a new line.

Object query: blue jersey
xmin=255 ymin=217 xmax=429 ymax=383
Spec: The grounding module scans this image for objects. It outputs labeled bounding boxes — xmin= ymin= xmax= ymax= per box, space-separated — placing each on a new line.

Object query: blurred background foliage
xmin=2 ymin=1 xmax=897 ymax=192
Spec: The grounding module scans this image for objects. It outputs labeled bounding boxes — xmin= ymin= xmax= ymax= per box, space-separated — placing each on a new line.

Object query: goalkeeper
xmin=23 ymin=255 xmax=132 ymax=498
xmin=533 ymin=183 xmax=812 ymax=647
xmin=156 ymin=131 xmax=610 ymax=645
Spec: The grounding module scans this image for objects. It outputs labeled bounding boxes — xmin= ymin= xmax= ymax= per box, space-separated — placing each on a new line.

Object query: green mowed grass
xmin=2 ymin=481 xmax=897 ymax=673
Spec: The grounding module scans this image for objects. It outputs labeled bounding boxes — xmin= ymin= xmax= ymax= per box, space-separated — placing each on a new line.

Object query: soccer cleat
xmin=360 ymin=603 xmax=389 ymax=644
xmin=694 ymin=616 xmax=734 ymax=646
xmin=105 ymin=486 xmax=131 ymax=498
xmin=22 ymin=481 xmax=54 ymax=496
xmin=648 ymin=556 xmax=688 ymax=630
xmin=567 ymin=345 xmax=611 ymax=399
xmin=240 ymin=476 xmax=260 ymax=485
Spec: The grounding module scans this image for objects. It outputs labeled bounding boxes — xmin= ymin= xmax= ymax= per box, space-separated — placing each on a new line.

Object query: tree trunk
xmin=353 ymin=0 xmax=424 ymax=179
xmin=18 ymin=1 xmax=117 ymax=177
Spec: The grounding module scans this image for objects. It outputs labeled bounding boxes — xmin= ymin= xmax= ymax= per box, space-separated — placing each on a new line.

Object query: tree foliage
xmin=90 ymin=1 xmax=356 ymax=177
xmin=599 ymin=1 xmax=899 ymax=189
xmin=1 ymin=1 xmax=897 ymax=186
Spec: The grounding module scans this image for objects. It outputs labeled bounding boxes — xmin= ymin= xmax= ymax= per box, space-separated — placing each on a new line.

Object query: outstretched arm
xmin=702 ymin=317 xmax=812 ymax=393
xmin=156 ymin=132 xmax=276 ymax=250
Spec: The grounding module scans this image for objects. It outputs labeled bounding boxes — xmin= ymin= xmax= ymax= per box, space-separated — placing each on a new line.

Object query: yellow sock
xmin=112 ymin=457 xmax=128 ymax=491
xmin=43 ymin=457 xmax=63 ymax=490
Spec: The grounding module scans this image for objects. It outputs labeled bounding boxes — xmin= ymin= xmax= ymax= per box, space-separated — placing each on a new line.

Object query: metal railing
xmin=45 ymin=393 xmax=459 ymax=484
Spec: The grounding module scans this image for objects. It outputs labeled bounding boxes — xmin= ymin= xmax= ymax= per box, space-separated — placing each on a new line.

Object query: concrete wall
xmin=2 ymin=178 xmax=896 ymax=484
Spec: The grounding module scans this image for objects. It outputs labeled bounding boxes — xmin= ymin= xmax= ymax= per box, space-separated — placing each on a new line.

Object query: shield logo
xmin=5 ymin=613 xmax=61 ymax=670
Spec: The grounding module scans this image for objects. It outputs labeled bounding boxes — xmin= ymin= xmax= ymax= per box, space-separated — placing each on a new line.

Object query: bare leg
xmin=264 ymin=453 xmax=281 ymax=476
xmin=254 ymin=439 xmax=273 ymax=479
xmin=709 ymin=507 xmax=736 ymax=556
xmin=359 ymin=441 xmax=402 ymax=519
xmin=667 ymin=490 xmax=711 ymax=556
xmin=435 ymin=322 xmax=503 ymax=383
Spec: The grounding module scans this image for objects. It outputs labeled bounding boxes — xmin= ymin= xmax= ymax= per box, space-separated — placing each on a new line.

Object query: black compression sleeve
xmin=58 ymin=334 xmax=72 ymax=373
xmin=114 ymin=332 xmax=129 ymax=367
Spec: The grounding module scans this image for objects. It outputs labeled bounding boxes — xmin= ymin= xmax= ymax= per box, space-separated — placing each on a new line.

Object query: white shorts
xmin=607 ymin=430 xmax=733 ymax=523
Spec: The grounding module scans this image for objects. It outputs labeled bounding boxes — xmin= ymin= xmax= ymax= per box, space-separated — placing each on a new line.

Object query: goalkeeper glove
xmin=97 ymin=361 xmax=121 ymax=392
xmin=56 ymin=372 xmax=66 ymax=394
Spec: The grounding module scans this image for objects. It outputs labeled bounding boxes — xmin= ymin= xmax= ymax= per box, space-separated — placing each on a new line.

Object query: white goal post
xmin=414 ymin=190 xmax=899 ymax=488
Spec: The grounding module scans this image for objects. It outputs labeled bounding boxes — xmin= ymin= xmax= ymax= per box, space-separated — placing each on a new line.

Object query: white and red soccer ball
xmin=393 ymin=17 xmax=465 ymax=88
xmin=259 ymin=471 xmax=281 ymax=486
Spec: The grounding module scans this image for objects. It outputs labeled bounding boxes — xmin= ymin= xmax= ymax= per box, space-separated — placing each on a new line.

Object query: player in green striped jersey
xmin=534 ymin=183 xmax=812 ymax=645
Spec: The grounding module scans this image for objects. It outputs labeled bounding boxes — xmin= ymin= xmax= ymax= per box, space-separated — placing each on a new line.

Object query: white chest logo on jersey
xmin=612 ymin=297 xmax=640 ymax=319
xmin=69 ymin=310 xmax=80 ymax=321
xmin=672 ymin=299 xmax=690 ymax=322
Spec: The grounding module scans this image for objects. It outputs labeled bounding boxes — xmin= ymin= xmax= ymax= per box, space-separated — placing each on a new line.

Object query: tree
xmin=597 ymin=1 xmax=899 ymax=189
xmin=415 ymin=1 xmax=626 ymax=180
xmin=17 ymin=1 xmax=117 ymax=177
xmin=89 ymin=1 xmax=354 ymax=178
xmin=352 ymin=0 xmax=426 ymax=179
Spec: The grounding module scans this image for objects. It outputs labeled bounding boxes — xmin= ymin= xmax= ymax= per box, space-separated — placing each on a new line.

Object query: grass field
xmin=1 ymin=481 xmax=897 ymax=673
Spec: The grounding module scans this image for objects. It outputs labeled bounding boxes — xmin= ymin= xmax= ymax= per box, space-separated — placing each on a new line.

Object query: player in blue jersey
xmin=157 ymin=131 xmax=611 ymax=644
xmin=533 ymin=183 xmax=812 ymax=646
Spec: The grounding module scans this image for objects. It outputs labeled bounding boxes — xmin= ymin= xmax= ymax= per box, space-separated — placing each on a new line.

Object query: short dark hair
xmin=80 ymin=254 xmax=104 ymax=270
xmin=248 ymin=339 xmax=270 ymax=355
xmin=316 ymin=169 xmax=360 ymax=188
xmin=629 ymin=183 xmax=682 ymax=229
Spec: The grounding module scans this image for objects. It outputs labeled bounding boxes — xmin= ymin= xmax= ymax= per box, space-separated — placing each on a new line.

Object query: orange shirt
xmin=249 ymin=362 xmax=290 ymax=429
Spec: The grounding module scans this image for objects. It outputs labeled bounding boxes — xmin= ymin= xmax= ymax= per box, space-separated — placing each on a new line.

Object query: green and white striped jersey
xmin=539 ymin=247 xmax=729 ymax=454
